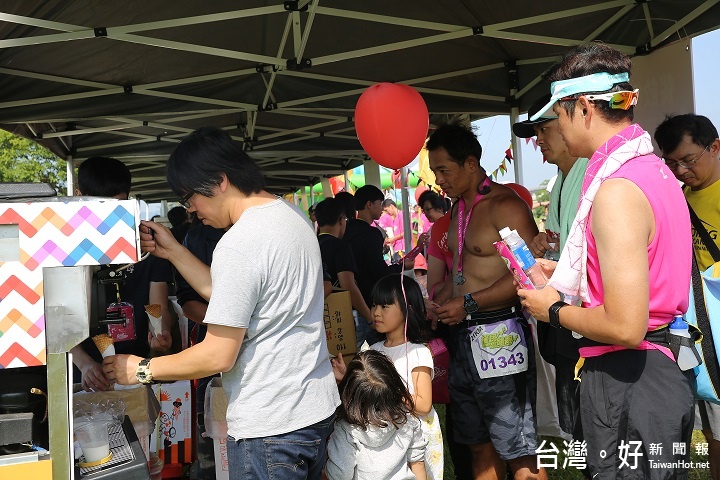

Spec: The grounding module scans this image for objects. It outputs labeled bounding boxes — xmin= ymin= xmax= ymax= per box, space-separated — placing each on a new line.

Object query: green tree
xmin=0 ymin=130 xmax=67 ymax=194
xmin=533 ymin=178 xmax=550 ymax=225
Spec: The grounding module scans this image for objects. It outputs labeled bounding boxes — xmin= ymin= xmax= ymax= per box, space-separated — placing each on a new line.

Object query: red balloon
xmin=414 ymin=185 xmax=429 ymax=203
xmin=355 ymin=83 xmax=429 ymax=170
xmin=505 ymin=183 xmax=534 ymax=209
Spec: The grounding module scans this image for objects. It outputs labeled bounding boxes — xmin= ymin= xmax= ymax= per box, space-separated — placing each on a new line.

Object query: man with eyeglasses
xmin=104 ymin=127 xmax=340 ymax=480
xmin=655 ymin=113 xmax=720 ymax=480
xmin=517 ymin=44 xmax=694 ymax=478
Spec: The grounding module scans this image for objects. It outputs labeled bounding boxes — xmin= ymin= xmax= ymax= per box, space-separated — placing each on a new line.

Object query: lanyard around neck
xmin=456 ymin=176 xmax=492 ymax=276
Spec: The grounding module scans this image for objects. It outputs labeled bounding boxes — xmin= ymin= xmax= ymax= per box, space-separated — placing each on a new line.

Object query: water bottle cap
xmin=669 ymin=317 xmax=687 ymax=330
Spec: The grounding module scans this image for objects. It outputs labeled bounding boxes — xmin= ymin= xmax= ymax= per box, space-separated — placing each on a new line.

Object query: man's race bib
xmin=469 ymin=317 xmax=528 ymax=379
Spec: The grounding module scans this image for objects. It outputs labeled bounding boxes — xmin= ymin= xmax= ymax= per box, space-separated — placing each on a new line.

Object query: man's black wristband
xmin=548 ymin=301 xmax=568 ymax=329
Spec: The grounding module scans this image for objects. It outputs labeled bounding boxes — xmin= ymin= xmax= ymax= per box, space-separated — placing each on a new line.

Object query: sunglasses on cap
xmin=559 ymin=89 xmax=639 ymax=111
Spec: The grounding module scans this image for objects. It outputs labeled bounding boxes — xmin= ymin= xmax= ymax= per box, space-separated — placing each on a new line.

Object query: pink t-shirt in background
xmin=378 ymin=212 xmax=405 ymax=253
xmin=580 ymin=152 xmax=692 ymax=360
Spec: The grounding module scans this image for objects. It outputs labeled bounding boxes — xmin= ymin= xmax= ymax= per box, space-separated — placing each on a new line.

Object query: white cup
xmin=75 ymin=422 xmax=110 ymax=463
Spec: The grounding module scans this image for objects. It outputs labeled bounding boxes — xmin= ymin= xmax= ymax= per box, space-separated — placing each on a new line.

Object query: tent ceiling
xmin=0 ymin=0 xmax=717 ymax=200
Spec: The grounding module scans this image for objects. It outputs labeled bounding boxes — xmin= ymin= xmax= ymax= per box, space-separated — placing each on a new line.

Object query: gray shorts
xmin=695 ymin=400 xmax=720 ymax=441
xmin=448 ymin=306 xmax=538 ymax=460
xmin=580 ymin=349 xmax=695 ymax=479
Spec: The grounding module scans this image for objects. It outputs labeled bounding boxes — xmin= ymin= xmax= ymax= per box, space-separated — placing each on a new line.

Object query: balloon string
xmin=401 ymin=259 xmax=410 ymax=389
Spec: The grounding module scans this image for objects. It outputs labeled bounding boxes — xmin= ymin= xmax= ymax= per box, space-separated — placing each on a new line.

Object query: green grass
xmin=435 ymin=404 xmax=713 ymax=479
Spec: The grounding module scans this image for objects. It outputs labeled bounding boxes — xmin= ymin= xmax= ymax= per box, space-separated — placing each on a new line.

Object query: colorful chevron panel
xmin=0 ymin=199 xmax=140 ymax=368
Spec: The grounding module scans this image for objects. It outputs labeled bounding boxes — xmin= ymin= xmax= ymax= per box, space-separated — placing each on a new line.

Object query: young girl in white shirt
xmin=369 ymin=274 xmax=444 ymax=479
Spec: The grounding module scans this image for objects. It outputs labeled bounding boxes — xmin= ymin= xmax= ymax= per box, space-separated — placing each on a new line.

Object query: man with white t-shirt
xmin=103 ymin=127 xmax=340 ymax=480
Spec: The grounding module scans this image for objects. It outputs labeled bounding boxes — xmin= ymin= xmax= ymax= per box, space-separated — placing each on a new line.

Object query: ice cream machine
xmin=0 ymin=184 xmax=149 ymax=479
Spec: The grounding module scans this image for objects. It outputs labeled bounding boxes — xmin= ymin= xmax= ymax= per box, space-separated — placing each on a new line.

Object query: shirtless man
xmin=427 ymin=123 xmax=545 ymax=480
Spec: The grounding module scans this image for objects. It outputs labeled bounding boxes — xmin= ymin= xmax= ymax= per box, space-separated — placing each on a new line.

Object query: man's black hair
xmin=382 ymin=199 xmax=398 ymax=208
xmin=166 ymin=127 xmax=265 ymax=199
xmin=334 ymin=191 xmax=356 ymax=219
xmin=417 ymin=190 xmax=448 ymax=214
xmin=354 ymin=185 xmax=384 ymax=211
xmin=77 ymin=156 xmax=131 ymax=197
xmin=547 ymin=43 xmax=634 ymax=123
xmin=654 ymin=114 xmax=719 ymax=154
xmin=314 ymin=197 xmax=345 ymax=227
xmin=167 ymin=206 xmax=188 ymax=228
xmin=425 ymin=123 xmax=483 ymax=167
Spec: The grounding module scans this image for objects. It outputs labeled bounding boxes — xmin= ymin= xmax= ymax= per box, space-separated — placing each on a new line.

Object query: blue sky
xmin=477 ymin=28 xmax=720 ymax=190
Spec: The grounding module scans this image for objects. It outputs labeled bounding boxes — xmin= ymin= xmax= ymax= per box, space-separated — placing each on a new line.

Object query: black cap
xmin=512 ymin=94 xmax=557 ymax=139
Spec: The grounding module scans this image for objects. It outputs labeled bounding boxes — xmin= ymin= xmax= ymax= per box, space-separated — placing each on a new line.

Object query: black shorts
xmin=579 ymin=349 xmax=695 ymax=479
xmin=448 ymin=305 xmax=538 ymax=460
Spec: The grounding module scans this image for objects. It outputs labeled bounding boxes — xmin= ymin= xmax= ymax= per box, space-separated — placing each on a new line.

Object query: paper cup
xmin=75 ymin=422 xmax=110 ymax=463
xmin=148 ymin=315 xmax=162 ymax=336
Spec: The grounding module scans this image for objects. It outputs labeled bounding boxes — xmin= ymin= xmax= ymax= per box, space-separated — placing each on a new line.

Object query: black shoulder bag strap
xmin=688 ymin=202 xmax=720 ymax=262
xmin=687 ymin=202 xmax=720 ymax=396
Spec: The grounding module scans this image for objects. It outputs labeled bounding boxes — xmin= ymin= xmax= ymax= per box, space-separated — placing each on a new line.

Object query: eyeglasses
xmin=559 ymin=89 xmax=639 ymax=110
xmin=663 ymin=144 xmax=710 ymax=170
xmin=180 ymin=192 xmax=193 ymax=208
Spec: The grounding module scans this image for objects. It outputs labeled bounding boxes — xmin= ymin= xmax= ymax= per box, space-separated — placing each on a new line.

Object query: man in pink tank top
xmin=517 ymin=44 xmax=694 ymax=479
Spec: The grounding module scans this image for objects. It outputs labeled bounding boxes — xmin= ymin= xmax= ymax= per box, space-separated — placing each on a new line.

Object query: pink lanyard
xmin=455 ymin=177 xmax=491 ymax=284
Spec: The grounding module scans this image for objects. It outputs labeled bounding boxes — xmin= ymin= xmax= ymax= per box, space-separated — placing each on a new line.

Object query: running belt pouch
xmin=686 ymin=203 xmax=720 ymax=405
xmin=536 ymin=323 xmax=579 ymax=366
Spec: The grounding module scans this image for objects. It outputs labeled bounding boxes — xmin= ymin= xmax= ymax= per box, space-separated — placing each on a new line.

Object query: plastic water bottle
xmin=669 ymin=317 xmax=701 ymax=371
xmin=499 ymin=227 xmax=547 ymax=288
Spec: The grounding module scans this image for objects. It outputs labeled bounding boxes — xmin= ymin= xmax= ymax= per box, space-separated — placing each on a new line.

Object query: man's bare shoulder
xmin=592 ymin=178 xmax=652 ymax=234
xmin=487 ymin=184 xmax=533 ymax=218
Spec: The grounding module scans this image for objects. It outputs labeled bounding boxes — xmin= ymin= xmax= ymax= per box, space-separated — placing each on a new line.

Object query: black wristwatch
xmin=463 ymin=293 xmax=479 ymax=314
xmin=548 ymin=301 xmax=568 ymax=329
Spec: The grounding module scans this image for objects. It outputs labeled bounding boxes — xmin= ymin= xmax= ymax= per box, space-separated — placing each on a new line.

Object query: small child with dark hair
xmin=326 ymin=350 xmax=427 ymax=480
xmin=331 ymin=275 xmax=443 ymax=478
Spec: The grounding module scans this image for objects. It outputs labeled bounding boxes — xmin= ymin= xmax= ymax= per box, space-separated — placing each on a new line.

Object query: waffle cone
xmin=144 ymin=304 xmax=161 ymax=319
xmin=92 ymin=334 xmax=115 ymax=357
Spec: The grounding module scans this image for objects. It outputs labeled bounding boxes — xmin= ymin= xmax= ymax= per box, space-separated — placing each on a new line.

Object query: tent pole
xmin=363 ymin=159 xmax=382 ymax=188
xmin=401 ymin=167 xmax=412 ymax=254
xmin=321 ymin=178 xmax=333 ymax=198
xmin=66 ymin=155 xmax=74 ymax=196
xmin=510 ymin=106 xmax=524 ymax=185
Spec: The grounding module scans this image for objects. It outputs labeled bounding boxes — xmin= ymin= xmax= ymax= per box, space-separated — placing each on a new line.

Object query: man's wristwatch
xmin=463 ymin=293 xmax=480 ymax=315
xmin=136 ymin=358 xmax=155 ymax=384
xmin=548 ymin=301 xmax=568 ymax=329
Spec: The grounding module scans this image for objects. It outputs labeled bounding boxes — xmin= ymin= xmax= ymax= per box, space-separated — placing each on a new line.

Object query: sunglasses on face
xmin=560 ymin=89 xmax=639 ymax=110
xmin=663 ymin=144 xmax=710 ymax=170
